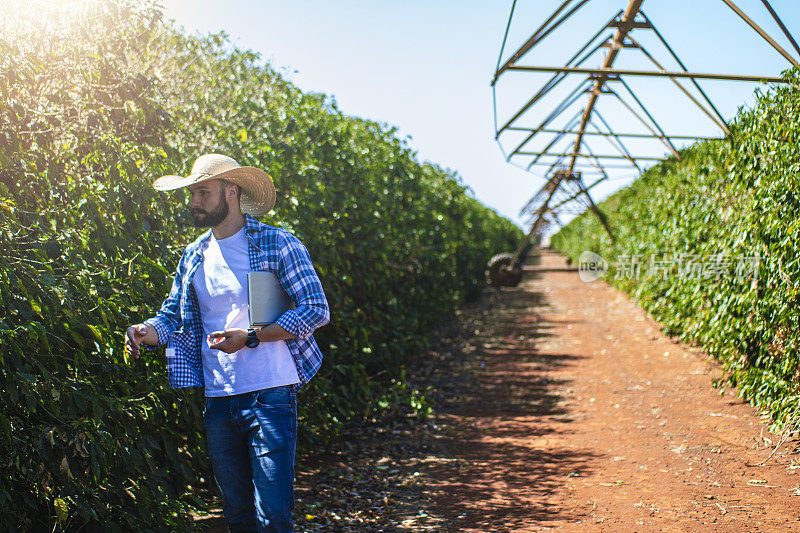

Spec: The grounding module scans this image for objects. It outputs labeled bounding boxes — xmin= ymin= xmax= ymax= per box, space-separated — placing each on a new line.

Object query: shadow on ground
xmin=195 ymin=281 xmax=596 ymax=532
xmin=408 ymin=284 xmax=597 ymax=532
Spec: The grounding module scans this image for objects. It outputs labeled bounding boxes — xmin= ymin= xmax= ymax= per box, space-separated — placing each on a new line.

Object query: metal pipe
xmin=520 ymin=174 xmax=563 ymax=216
xmin=640 ymin=11 xmax=730 ymax=131
xmin=495 ymin=0 xmax=592 ymax=80
xmin=537 ymin=157 xmax=615 ymax=243
xmin=527 ymin=162 xmax=641 ymax=169
xmin=578 ymin=141 xmax=612 ymax=180
xmin=496 ymin=0 xmax=573 ymax=79
xmin=625 ymin=33 xmax=729 ymax=134
xmin=547 ymin=176 xmax=608 ymax=211
xmin=594 ymin=111 xmax=641 ymax=162
xmin=518 ymin=151 xmax=665 ymax=161
xmin=495 ymin=11 xmax=622 ymax=135
xmin=525 ymin=112 xmax=582 ymax=169
xmin=567 ymin=0 xmax=646 ymax=175
xmin=719 ymin=0 xmax=799 ymax=67
xmin=607 ymin=87 xmax=680 ymax=158
xmin=495 ymin=0 xmax=518 ymax=74
xmin=760 ymin=0 xmax=800 ymax=59
xmin=510 ymin=177 xmax=563 ymax=268
xmin=504 ymin=65 xmax=788 ymax=83
xmin=503 ymin=127 xmax=715 ymax=140
xmin=607 ymin=20 xmax=652 ymax=30
xmin=571 ymin=170 xmax=616 ymax=242
xmin=538 ymin=153 xmax=571 ymax=182
xmin=508 ymin=79 xmax=592 ymax=158
xmin=496 ymin=29 xmax=611 ymax=135
xmin=589 ymin=116 xmax=641 ymax=172
xmin=617 ymin=78 xmax=681 ymax=158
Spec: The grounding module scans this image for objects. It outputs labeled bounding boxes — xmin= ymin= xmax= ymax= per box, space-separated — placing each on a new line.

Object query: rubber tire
xmin=486 ymin=252 xmax=523 ymax=288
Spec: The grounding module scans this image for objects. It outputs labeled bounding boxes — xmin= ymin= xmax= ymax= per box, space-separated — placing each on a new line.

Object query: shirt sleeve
xmin=274 ymin=233 xmax=330 ymax=339
xmin=143 ymin=251 xmax=187 ymax=347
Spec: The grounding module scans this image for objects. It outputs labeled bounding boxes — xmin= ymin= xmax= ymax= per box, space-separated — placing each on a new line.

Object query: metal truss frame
xmin=492 ymin=0 xmax=799 ymax=268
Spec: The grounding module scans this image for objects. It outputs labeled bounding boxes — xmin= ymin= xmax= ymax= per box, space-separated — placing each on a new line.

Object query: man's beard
xmin=191 ymin=195 xmax=229 ymax=228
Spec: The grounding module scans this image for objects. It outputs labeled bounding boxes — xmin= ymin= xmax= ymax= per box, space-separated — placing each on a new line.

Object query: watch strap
xmin=246 ymin=327 xmax=260 ymax=348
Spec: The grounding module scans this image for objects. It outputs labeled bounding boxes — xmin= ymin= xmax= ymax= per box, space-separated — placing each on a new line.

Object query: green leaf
xmin=87 ymin=325 xmax=103 ymax=341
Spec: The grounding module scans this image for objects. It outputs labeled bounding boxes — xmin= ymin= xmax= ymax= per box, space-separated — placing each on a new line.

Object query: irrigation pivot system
xmin=487 ymin=0 xmax=800 ymax=287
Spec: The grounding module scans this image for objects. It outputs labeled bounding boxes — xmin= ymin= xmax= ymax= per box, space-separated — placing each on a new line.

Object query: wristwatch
xmin=245 ymin=327 xmax=260 ymax=348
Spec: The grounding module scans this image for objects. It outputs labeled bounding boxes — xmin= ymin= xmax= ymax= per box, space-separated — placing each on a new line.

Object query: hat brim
xmin=153 ymin=166 xmax=276 ymax=216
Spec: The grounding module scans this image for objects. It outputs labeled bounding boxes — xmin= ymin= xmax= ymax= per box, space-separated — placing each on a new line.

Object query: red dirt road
xmin=422 ymin=250 xmax=800 ymax=531
xmin=195 ymin=250 xmax=800 ymax=532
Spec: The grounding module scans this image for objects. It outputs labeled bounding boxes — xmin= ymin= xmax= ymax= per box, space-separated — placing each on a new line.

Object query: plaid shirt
xmin=144 ymin=214 xmax=330 ymax=392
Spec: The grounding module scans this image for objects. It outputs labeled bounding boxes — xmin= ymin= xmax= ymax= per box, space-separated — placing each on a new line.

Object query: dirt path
xmin=196 ymin=250 xmax=800 ymax=532
xmin=419 ymin=250 xmax=800 ymax=531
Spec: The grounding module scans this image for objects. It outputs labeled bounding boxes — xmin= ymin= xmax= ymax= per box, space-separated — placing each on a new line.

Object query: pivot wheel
xmin=486 ymin=252 xmax=523 ymax=288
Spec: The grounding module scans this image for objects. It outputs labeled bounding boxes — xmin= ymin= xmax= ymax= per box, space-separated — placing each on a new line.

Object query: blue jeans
xmin=203 ymin=385 xmax=298 ymax=532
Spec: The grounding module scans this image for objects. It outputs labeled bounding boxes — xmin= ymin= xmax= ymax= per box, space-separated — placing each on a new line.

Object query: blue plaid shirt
xmin=144 ymin=214 xmax=330 ymax=392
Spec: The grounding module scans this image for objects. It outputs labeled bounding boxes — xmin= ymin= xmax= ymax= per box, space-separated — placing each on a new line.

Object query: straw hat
xmin=153 ymin=154 xmax=276 ymax=216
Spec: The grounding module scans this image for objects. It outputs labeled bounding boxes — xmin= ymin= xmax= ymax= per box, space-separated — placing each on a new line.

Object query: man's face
xmin=188 ymin=180 xmax=229 ymax=228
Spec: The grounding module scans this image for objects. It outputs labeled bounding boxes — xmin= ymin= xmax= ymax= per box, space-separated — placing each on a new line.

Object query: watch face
xmin=246 ymin=329 xmax=259 ymax=347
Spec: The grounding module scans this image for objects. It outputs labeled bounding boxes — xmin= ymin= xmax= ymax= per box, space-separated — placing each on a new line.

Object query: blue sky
xmin=160 ymin=0 xmax=800 ymax=229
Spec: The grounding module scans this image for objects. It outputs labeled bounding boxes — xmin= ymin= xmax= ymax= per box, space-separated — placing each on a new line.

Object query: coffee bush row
xmin=0 ymin=1 xmax=521 ymax=530
xmin=552 ymin=68 xmax=800 ymax=434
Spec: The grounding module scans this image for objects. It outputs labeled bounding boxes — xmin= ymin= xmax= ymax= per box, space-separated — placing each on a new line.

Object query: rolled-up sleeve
xmin=274 ymin=233 xmax=330 ymax=339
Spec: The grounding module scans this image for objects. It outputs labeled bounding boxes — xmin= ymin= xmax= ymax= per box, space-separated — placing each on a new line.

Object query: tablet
xmin=247 ymin=271 xmax=295 ymax=326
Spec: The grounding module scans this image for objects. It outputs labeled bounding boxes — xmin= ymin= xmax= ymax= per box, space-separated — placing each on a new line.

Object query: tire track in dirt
xmin=422 ymin=250 xmax=800 ymax=531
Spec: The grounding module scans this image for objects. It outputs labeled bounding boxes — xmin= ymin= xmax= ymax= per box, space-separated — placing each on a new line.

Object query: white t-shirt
xmin=191 ymin=226 xmax=299 ymax=397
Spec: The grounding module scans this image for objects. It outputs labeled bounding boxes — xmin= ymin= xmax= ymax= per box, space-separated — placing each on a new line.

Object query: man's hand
xmin=125 ymin=324 xmax=157 ymax=359
xmin=208 ymin=329 xmax=248 ymax=354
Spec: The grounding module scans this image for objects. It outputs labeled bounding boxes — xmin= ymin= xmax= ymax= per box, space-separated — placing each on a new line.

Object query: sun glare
xmin=2 ymin=0 xmax=140 ymax=42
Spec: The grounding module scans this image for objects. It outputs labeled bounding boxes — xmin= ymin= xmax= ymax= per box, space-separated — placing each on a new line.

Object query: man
xmin=124 ymin=153 xmax=330 ymax=532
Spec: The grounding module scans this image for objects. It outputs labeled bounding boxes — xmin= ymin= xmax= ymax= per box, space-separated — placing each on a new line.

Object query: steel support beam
xmin=625 ymin=32 xmax=729 ymax=134
xmin=547 ymin=176 xmax=608 ymax=212
xmin=639 ymin=11 xmax=730 ymax=132
xmin=519 ymin=151 xmax=665 ymax=161
xmin=617 ymin=79 xmax=681 ymax=158
xmin=509 ymin=177 xmax=564 ymax=268
xmin=525 ymin=112 xmax=582 ymax=169
xmin=496 ymin=28 xmax=611 ymax=135
xmin=760 ymin=0 xmax=800 ymax=58
xmin=589 ymin=119 xmax=640 ymax=172
xmin=504 ymin=65 xmax=788 ymax=83
xmin=567 ymin=0 xmax=646 ymax=176
xmin=508 ymin=79 xmax=592 ymax=158
xmin=527 ymin=162 xmax=640 ymax=169
xmin=503 ymin=127 xmax=715 ymax=140
xmin=592 ymin=110 xmax=641 ymax=172
xmin=607 ymin=20 xmax=652 ymax=30
xmin=607 ymin=87 xmax=680 ymax=158
xmin=578 ymin=141 xmax=613 ymax=181
xmin=720 ymin=0 xmax=800 ymax=67
xmin=572 ymin=174 xmax=616 ymax=242
xmin=495 ymin=0 xmax=592 ymax=80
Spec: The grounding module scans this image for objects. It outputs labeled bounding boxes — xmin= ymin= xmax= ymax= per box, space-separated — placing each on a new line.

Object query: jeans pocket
xmin=253 ymin=386 xmax=293 ymax=410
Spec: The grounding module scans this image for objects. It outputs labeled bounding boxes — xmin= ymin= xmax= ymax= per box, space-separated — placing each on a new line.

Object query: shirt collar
xmin=243 ymin=213 xmax=261 ymax=234
xmin=197 ymin=228 xmax=213 ymax=247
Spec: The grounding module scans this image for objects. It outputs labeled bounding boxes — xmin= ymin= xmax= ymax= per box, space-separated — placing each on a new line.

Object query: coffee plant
xmin=552 ymin=67 xmax=800 ymax=436
xmin=0 ymin=1 xmax=522 ymax=530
